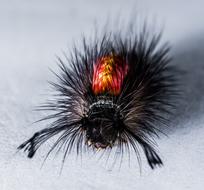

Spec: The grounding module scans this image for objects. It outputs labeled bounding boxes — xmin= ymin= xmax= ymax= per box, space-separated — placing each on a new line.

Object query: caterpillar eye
xmin=18 ymin=21 xmax=178 ymax=170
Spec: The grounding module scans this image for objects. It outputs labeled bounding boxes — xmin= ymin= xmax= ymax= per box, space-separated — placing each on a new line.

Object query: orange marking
xmin=92 ymin=54 xmax=128 ymax=95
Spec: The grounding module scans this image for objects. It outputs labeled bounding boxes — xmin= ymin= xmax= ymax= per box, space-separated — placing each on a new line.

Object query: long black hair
xmin=18 ymin=23 xmax=178 ymax=169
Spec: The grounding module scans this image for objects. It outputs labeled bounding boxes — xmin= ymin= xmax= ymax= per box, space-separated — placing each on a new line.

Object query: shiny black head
xmin=83 ymin=98 xmax=123 ymax=149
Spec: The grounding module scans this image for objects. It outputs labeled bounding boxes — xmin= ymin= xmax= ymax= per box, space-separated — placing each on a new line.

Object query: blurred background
xmin=0 ymin=0 xmax=204 ymax=189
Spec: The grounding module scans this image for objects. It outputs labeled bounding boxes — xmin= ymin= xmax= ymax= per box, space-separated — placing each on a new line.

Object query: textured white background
xmin=0 ymin=0 xmax=204 ymax=189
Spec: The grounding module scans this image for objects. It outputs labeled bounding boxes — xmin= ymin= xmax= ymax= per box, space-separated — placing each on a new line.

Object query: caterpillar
xmin=18 ymin=24 xmax=177 ymax=169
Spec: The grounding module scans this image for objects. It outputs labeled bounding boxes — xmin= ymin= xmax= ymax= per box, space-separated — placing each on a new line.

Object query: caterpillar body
xmin=18 ymin=25 xmax=177 ymax=169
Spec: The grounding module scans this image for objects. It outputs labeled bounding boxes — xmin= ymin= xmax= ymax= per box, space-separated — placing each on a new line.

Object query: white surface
xmin=0 ymin=0 xmax=204 ymax=189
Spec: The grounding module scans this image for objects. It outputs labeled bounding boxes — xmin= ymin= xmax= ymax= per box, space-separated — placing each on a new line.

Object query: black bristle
xmin=18 ymin=24 xmax=178 ymax=169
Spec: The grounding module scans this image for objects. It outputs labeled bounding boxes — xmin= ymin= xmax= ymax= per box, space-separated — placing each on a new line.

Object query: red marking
xmin=92 ymin=55 xmax=128 ymax=95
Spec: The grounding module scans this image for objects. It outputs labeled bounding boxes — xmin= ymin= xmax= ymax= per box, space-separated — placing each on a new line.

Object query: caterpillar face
xmin=18 ymin=25 xmax=177 ymax=169
xmin=84 ymin=97 xmax=122 ymax=149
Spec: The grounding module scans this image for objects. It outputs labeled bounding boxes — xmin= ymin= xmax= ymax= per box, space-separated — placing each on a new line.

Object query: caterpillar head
xmin=84 ymin=98 xmax=123 ymax=149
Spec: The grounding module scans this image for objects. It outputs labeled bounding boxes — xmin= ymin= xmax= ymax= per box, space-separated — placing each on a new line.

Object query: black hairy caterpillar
xmin=18 ymin=24 xmax=177 ymax=169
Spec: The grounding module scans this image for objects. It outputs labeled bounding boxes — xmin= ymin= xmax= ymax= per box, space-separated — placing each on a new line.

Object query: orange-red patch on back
xmin=92 ymin=54 xmax=128 ymax=95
